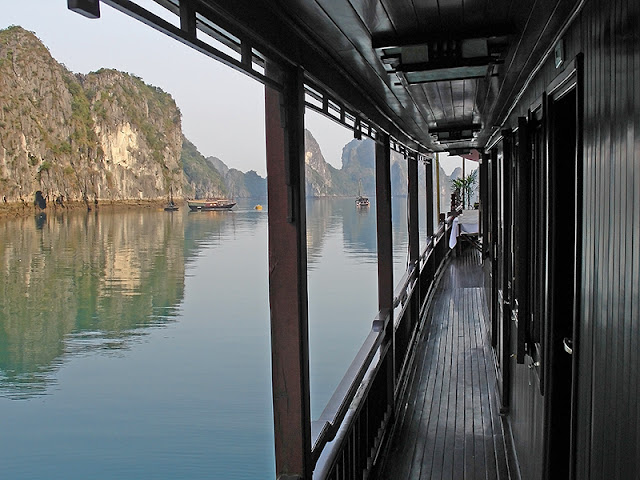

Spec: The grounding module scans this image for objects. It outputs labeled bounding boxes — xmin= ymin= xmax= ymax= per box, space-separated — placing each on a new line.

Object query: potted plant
xmin=451 ymin=169 xmax=478 ymax=210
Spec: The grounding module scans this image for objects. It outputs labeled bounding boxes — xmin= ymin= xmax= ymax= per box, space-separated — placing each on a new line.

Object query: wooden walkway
xmin=378 ymin=249 xmax=514 ymax=480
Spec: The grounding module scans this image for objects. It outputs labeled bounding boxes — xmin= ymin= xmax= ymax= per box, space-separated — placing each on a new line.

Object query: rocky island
xmin=0 ymin=25 xmax=457 ymax=217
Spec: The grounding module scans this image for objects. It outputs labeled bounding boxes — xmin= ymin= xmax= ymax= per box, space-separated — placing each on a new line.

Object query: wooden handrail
xmin=311 ymin=219 xmax=449 ymax=474
xmin=311 ymin=312 xmax=388 ymax=463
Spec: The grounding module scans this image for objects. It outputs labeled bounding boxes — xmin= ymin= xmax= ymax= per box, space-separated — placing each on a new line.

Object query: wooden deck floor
xmin=378 ymin=248 xmax=513 ymax=480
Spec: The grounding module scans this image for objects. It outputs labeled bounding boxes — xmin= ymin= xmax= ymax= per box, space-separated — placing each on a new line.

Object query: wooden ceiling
xmin=138 ymin=0 xmax=583 ymax=153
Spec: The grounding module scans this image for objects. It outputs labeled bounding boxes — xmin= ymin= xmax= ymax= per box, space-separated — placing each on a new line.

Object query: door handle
xmin=563 ymin=337 xmax=573 ymax=355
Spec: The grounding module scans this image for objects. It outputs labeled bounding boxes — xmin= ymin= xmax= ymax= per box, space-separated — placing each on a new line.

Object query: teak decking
xmin=380 ymin=249 xmax=514 ymax=479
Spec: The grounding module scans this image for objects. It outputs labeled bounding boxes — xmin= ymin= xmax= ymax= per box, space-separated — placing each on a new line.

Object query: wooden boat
xmin=187 ymin=199 xmax=236 ymax=211
xmin=355 ymin=195 xmax=370 ymax=207
xmin=164 ymin=187 xmax=179 ymax=211
xmin=355 ymin=179 xmax=370 ymax=207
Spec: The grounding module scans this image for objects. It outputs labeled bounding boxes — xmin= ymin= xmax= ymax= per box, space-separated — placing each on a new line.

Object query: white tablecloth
xmin=449 ymin=210 xmax=479 ymax=248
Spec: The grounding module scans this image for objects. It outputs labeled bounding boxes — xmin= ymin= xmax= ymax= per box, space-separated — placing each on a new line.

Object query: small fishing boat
xmin=187 ymin=198 xmax=236 ymax=211
xmin=164 ymin=187 xmax=179 ymax=211
xmin=355 ymin=180 xmax=370 ymax=207
xmin=355 ymin=195 xmax=370 ymax=207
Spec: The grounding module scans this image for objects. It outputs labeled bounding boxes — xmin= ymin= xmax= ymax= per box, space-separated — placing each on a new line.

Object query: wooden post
xmin=407 ymin=154 xmax=420 ymax=329
xmin=462 ymin=155 xmax=466 ymax=208
xmin=426 ymin=157 xmax=434 ymax=239
xmin=375 ymin=133 xmax=395 ymax=411
xmin=408 ymin=156 xmax=420 ymax=265
xmin=435 ymin=153 xmax=441 ymax=220
xmin=67 ymin=0 xmax=100 ymax=19
xmin=265 ymin=62 xmax=312 ymax=480
xmin=375 ymin=133 xmax=393 ymax=318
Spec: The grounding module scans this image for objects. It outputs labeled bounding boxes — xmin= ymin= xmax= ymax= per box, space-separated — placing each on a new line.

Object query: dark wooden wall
xmin=488 ymin=0 xmax=640 ymax=478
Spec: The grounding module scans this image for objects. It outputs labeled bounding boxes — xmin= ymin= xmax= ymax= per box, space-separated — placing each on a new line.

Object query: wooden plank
xmin=633 ymin=0 xmax=640 ymax=470
xmin=421 ymin=288 xmax=454 ymax=478
xmin=347 ymin=0 xmax=397 ymax=38
xmin=597 ymin=4 xmax=613 ymax=472
xmin=379 ymin=249 xmax=512 ymax=479
xmin=463 ymin=287 xmax=476 ymax=479
xmin=438 ymin=0 xmax=465 ymax=30
xmin=469 ymin=288 xmax=487 ymax=480
xmin=412 ymin=292 xmax=450 ymax=479
xmin=574 ymin=7 xmax=592 ymax=477
xmin=389 ymin=299 xmax=441 ymax=479
xmin=412 ymin=84 xmax=438 ymax=125
xmin=612 ymin=0 xmax=625 ymax=475
xmin=443 ymin=287 xmax=461 ymax=478
xmin=412 ymin=0 xmax=443 ymax=32
xmin=476 ymin=288 xmax=499 ymax=480
xmin=437 ymin=82 xmax=456 ymax=122
xmin=383 ymin=278 xmax=446 ymax=478
xmin=378 ymin=0 xmax=420 ymax=36
xmin=414 ymin=295 xmax=449 ymax=475
xmin=620 ymin=0 xmax=636 ymax=477
xmin=451 ymin=80 xmax=466 ymax=121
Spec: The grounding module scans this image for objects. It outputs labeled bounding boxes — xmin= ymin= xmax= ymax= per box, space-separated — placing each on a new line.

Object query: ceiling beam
xmin=371 ymin=27 xmax=513 ymax=50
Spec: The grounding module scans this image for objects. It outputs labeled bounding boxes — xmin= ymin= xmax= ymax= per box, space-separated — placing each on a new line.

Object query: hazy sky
xmin=2 ymin=1 xmax=467 ymax=177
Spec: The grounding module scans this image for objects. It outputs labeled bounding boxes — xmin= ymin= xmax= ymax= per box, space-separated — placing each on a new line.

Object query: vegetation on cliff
xmin=0 ymin=26 xmax=457 ymax=208
xmin=181 ymin=136 xmax=227 ymax=199
xmin=0 ymin=26 xmax=183 ymax=206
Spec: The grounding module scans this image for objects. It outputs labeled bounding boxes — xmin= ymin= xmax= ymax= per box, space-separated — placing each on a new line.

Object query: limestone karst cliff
xmin=303 ymin=129 xmax=457 ymax=202
xmin=305 ymin=128 xmax=339 ymax=196
xmin=207 ymin=155 xmax=267 ymax=198
xmin=181 ymin=136 xmax=226 ymax=199
xmin=0 ymin=26 xmax=183 ymax=205
xmin=0 ymin=26 xmax=461 ymax=207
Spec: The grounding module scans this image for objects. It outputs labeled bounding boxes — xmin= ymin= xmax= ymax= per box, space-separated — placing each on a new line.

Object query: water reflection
xmin=305 ymin=196 xmax=411 ymax=266
xmin=304 ymin=196 xmax=419 ymax=417
xmin=1 ymin=196 xmax=423 ymax=402
xmin=0 ymin=196 xmax=427 ymax=477
xmin=0 ymin=210 xmax=188 ymax=398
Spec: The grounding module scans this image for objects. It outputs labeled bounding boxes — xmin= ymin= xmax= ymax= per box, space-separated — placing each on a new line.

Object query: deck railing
xmin=312 ymin=216 xmax=455 ymax=479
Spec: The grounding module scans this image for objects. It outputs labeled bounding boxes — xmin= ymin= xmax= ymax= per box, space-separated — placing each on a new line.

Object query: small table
xmin=449 ymin=210 xmax=480 ymax=249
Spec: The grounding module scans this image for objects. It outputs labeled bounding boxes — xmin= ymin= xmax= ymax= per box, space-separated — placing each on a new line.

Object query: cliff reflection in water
xmin=0 ymin=197 xmax=412 ymax=402
xmin=0 ymin=210 xmax=188 ymax=399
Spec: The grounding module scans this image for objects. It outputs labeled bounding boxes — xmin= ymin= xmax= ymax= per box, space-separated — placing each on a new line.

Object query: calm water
xmin=0 ymin=197 xmax=416 ymax=479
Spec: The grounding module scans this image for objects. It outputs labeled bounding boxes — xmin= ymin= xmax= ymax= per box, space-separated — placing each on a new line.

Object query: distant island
xmin=0 ymin=26 xmax=458 ymax=214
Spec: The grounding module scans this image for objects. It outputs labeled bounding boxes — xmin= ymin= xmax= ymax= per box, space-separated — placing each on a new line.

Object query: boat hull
xmin=187 ymin=200 xmax=236 ymax=211
xmin=355 ymin=196 xmax=370 ymax=207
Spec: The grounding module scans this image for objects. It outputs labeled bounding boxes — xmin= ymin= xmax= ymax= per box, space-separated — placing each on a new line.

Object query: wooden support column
xmin=462 ymin=156 xmax=466 ymax=207
xmin=179 ymin=0 xmax=196 ymax=37
xmin=67 ymin=0 xmax=100 ymax=18
xmin=375 ymin=133 xmax=394 ymax=318
xmin=426 ymin=158 xmax=435 ymax=239
xmin=375 ymin=133 xmax=395 ymax=411
xmin=435 ymin=153 xmax=441 ymax=220
xmin=480 ymin=152 xmax=488 ymax=251
xmin=408 ymin=156 xmax=420 ymax=266
xmin=407 ymin=155 xmax=420 ymax=329
xmin=265 ymin=62 xmax=312 ymax=480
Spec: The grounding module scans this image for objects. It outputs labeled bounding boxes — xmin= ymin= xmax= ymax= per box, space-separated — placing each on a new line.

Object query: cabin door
xmin=493 ymin=137 xmax=513 ymax=410
xmin=544 ymin=58 xmax=582 ymax=479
